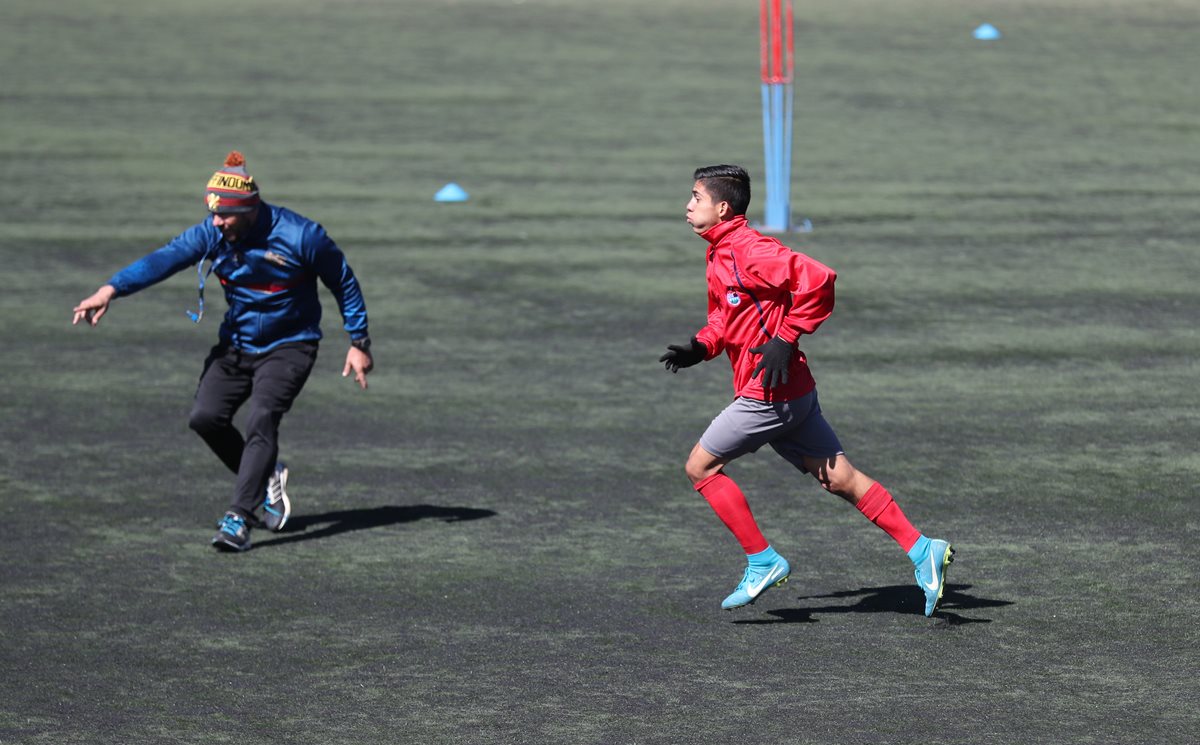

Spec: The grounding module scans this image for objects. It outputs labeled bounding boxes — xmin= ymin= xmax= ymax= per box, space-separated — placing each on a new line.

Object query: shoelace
xmin=738 ymin=566 xmax=762 ymax=587
xmin=219 ymin=515 xmax=244 ymax=535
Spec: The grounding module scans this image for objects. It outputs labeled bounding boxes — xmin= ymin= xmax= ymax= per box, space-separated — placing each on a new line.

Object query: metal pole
xmin=759 ymin=0 xmax=794 ymax=232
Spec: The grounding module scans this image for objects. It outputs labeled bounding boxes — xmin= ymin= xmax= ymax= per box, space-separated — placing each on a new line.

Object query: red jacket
xmin=694 ymin=216 xmax=837 ymax=402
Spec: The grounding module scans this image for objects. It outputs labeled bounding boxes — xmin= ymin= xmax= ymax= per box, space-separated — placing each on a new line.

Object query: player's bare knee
xmin=685 ymin=458 xmax=722 ymax=486
xmin=812 ymin=471 xmax=855 ymax=500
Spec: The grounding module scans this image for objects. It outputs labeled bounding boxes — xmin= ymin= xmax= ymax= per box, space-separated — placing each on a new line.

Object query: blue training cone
xmin=434 ymin=183 xmax=469 ymax=202
xmin=973 ymin=23 xmax=1001 ymax=40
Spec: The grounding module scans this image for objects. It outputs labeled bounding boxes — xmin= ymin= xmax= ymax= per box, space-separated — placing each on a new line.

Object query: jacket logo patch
xmin=263 ymin=251 xmax=290 ymax=267
xmin=726 ymin=291 xmax=741 ymax=307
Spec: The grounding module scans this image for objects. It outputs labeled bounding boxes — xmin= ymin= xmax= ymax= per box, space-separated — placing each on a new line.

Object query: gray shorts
xmin=699 ymin=391 xmax=844 ymax=472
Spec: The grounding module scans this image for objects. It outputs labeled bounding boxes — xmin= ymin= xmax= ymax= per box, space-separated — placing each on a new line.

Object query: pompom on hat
xmin=205 ymin=151 xmax=261 ymax=213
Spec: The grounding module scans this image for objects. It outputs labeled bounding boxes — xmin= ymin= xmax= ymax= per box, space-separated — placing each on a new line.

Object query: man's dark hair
xmin=693 ymin=164 xmax=751 ymax=216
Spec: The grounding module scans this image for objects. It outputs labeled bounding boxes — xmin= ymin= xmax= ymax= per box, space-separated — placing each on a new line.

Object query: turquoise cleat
xmin=911 ymin=537 xmax=955 ymax=616
xmin=721 ymin=555 xmax=790 ymax=610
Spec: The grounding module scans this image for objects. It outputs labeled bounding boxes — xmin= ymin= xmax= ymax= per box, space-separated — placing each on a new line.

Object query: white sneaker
xmin=261 ymin=462 xmax=290 ymax=532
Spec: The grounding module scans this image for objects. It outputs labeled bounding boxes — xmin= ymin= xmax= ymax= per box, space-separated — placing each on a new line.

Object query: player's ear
xmin=717 ymin=201 xmax=732 ymax=220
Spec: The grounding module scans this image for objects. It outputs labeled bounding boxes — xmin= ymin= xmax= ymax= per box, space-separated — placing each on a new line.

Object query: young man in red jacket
xmin=660 ymin=165 xmax=953 ymax=615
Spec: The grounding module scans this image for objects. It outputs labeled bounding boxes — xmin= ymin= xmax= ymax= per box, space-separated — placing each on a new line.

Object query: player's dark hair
xmin=693 ymin=164 xmax=751 ymax=216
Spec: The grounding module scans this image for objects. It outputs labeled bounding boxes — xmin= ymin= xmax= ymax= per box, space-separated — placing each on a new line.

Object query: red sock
xmin=855 ymin=482 xmax=921 ymax=552
xmin=695 ymin=472 xmax=769 ymax=555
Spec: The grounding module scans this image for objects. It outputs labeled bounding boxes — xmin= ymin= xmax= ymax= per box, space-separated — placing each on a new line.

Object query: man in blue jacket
xmin=72 ymin=152 xmax=373 ymax=552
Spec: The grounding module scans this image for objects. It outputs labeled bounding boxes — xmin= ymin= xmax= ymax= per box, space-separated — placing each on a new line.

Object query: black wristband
xmin=351 ymin=336 xmax=372 ymax=353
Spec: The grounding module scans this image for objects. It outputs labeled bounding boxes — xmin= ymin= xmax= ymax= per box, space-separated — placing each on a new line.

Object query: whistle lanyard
xmin=186 ymin=252 xmax=228 ymax=323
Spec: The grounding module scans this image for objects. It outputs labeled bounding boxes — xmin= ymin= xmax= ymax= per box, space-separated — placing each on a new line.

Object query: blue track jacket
xmin=108 ymin=203 xmax=368 ymax=353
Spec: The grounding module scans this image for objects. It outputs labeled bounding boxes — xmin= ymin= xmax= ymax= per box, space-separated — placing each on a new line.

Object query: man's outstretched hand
xmin=72 ymin=285 xmax=117 ymax=327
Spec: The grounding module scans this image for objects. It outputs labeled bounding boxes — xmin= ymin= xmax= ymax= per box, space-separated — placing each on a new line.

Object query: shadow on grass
xmin=252 ymin=504 xmax=497 ymax=549
xmin=732 ymin=584 xmax=1011 ymax=626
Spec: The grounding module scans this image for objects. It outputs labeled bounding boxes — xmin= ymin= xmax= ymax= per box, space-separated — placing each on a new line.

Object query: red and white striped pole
xmin=760 ymin=0 xmax=794 ymax=232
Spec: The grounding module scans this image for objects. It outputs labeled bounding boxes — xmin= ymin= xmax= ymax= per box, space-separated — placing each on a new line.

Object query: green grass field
xmin=2 ymin=0 xmax=1198 ymax=742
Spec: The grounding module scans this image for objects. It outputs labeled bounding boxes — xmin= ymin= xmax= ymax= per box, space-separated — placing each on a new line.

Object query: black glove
xmin=659 ymin=338 xmax=707 ymax=373
xmin=750 ymin=336 xmax=794 ymax=388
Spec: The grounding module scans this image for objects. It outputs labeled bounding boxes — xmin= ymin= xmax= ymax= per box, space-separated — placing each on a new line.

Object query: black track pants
xmin=188 ymin=341 xmax=318 ymax=517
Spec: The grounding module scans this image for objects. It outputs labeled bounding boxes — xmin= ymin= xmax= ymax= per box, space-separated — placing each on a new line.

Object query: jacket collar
xmin=247 ymin=202 xmax=272 ymax=241
xmin=699 ymin=215 xmax=748 ymax=247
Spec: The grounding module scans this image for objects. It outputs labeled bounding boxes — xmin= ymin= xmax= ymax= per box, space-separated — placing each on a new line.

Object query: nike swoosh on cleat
xmin=922 ymin=551 xmax=940 ymax=592
xmin=747 ymin=565 xmax=786 ymax=597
